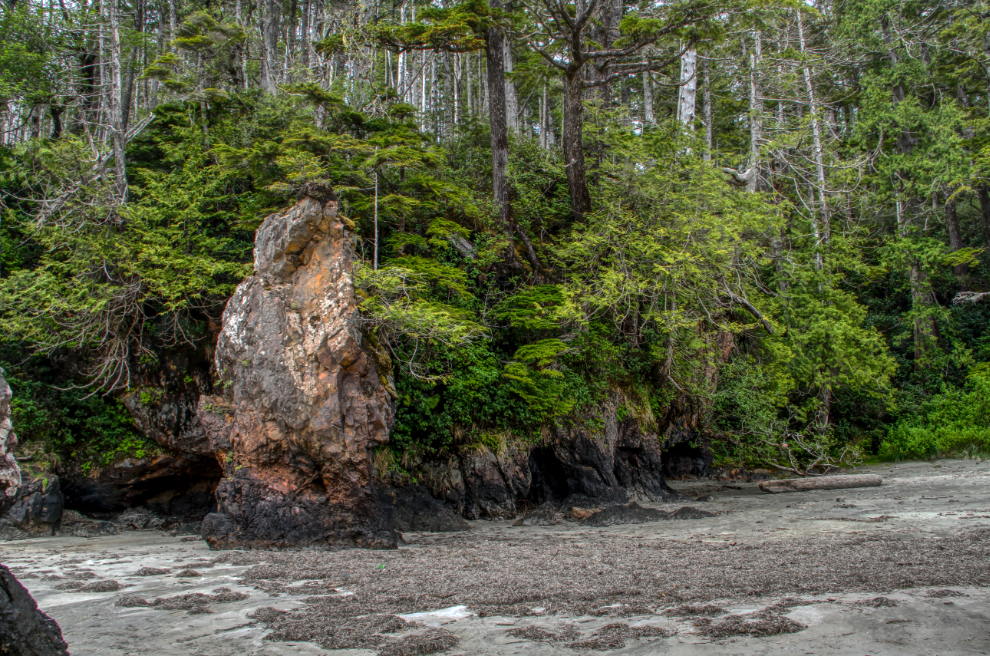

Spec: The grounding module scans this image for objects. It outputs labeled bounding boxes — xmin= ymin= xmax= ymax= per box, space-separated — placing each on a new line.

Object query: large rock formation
xmin=200 ymin=185 xmax=398 ymax=550
xmin=0 ymin=370 xmax=22 ymax=515
xmin=0 ymin=564 xmax=70 ymax=656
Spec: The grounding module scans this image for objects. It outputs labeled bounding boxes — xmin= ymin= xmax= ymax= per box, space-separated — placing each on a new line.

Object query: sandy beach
xmin=3 ymin=458 xmax=989 ymax=655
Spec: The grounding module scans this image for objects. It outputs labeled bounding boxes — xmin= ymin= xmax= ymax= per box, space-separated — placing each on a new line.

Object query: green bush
xmin=882 ymin=366 xmax=990 ymax=459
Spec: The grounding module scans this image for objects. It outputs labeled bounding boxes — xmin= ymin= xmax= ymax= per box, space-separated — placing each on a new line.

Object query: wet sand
xmin=2 ymin=458 xmax=989 ymax=655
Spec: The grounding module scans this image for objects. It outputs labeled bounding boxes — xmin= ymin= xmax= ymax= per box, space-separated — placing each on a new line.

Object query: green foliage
xmin=883 ymin=366 xmax=990 ymax=460
xmin=0 ymin=4 xmax=60 ymax=105
xmin=0 ymin=349 xmax=155 ymax=471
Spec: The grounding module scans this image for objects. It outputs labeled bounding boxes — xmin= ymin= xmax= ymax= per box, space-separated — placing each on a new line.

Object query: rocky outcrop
xmin=200 ymin=185 xmax=398 ymax=550
xmin=0 ymin=370 xmax=22 ymax=515
xmin=401 ymin=407 xmax=683 ymax=520
xmin=0 ymin=564 xmax=69 ymax=655
xmin=0 ymin=476 xmax=64 ymax=539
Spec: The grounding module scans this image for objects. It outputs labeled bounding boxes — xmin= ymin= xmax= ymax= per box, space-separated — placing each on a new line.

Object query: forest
xmin=2 ymin=0 xmax=990 ymax=478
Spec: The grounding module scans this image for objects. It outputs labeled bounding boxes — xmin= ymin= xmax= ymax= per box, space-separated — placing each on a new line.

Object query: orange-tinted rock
xmin=201 ymin=185 xmax=397 ymax=550
xmin=0 ymin=372 xmax=22 ymax=515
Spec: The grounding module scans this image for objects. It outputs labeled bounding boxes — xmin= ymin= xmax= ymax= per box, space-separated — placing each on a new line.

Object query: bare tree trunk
xmin=677 ymin=45 xmax=697 ymax=127
xmin=236 ymin=0 xmax=249 ymax=88
xmin=797 ymin=14 xmax=828 ymax=236
xmin=105 ymin=0 xmax=127 ymax=201
xmin=643 ymin=65 xmax=654 ymax=126
xmin=746 ymin=32 xmax=762 ymax=192
xmin=702 ymin=57 xmax=712 ymax=160
xmin=503 ymin=38 xmax=519 ymax=134
xmin=563 ymin=67 xmax=591 ymax=218
xmin=539 ymin=80 xmax=548 ymax=148
xmin=121 ymin=0 xmax=144 ymax=132
xmin=260 ymin=0 xmax=282 ymax=93
xmin=301 ymin=0 xmax=310 ymax=72
xmin=485 ymin=19 xmax=518 ymax=262
xmin=168 ymin=0 xmax=176 ymax=48
xmin=452 ymin=53 xmax=460 ymax=126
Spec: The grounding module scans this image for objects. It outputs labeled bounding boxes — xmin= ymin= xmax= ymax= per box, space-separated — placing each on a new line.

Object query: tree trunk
xmin=300 ymin=0 xmax=310 ymax=71
xmin=540 ymin=80 xmax=550 ymax=150
xmin=563 ymin=68 xmax=591 ymax=218
xmin=945 ymin=191 xmax=967 ymax=288
xmin=49 ymin=105 xmax=63 ymax=139
xmin=759 ymin=474 xmax=882 ymax=493
xmin=677 ymin=45 xmax=697 ymax=127
xmin=120 ymin=0 xmax=143 ymax=132
xmin=797 ymin=15 xmax=828 ymax=236
xmin=980 ymin=185 xmax=990 ymax=249
xmin=260 ymin=0 xmax=282 ymax=93
xmin=168 ymin=0 xmax=177 ymax=48
xmin=485 ymin=21 xmax=520 ymax=265
xmin=503 ymin=38 xmax=519 ymax=134
xmin=236 ymin=0 xmax=249 ymax=88
xmin=105 ymin=0 xmax=127 ymax=201
xmin=702 ymin=57 xmax=712 ymax=160
xmin=746 ymin=32 xmax=763 ymax=192
xmin=643 ymin=66 xmax=654 ymax=126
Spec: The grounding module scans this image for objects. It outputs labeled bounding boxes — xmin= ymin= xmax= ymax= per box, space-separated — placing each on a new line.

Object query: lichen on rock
xmin=200 ymin=184 xmax=398 ymax=550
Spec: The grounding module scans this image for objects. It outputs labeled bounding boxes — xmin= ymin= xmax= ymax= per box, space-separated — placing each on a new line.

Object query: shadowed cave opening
xmin=661 ymin=440 xmax=712 ymax=479
xmin=526 ymin=446 xmax=571 ymax=505
xmin=61 ymin=456 xmax=222 ymax=521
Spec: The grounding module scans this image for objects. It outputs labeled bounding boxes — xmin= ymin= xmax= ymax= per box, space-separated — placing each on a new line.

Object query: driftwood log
xmin=759 ymin=474 xmax=883 ymax=494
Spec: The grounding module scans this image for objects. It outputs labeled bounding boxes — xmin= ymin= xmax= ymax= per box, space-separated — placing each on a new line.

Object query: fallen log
xmin=759 ymin=474 xmax=883 ymax=494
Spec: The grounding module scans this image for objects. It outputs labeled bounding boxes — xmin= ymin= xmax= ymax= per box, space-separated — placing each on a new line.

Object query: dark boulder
xmin=378 ymin=486 xmax=470 ymax=533
xmin=513 ymin=501 xmax=562 ymax=527
xmin=667 ymin=506 xmax=718 ymax=520
xmin=581 ymin=502 xmax=667 ymax=527
xmin=0 ymin=563 xmax=69 ymax=656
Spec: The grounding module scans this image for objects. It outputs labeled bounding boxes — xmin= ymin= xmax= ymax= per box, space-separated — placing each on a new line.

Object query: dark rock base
xmin=378 ymin=485 xmax=469 ymax=533
xmin=202 ymin=478 xmax=398 ymax=550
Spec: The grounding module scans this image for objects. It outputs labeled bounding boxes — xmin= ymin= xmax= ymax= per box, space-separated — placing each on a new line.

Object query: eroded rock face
xmin=61 ymin=454 xmax=220 ymax=520
xmin=0 ymin=371 xmax=22 ymax=515
xmin=200 ymin=185 xmax=398 ymax=550
xmin=0 ymin=564 xmax=69 ymax=656
xmin=405 ymin=407 xmax=681 ymax=520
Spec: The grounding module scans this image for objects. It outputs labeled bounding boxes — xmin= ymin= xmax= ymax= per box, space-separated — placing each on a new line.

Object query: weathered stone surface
xmin=581 ymin=502 xmax=667 ymax=527
xmin=0 ymin=370 xmax=22 ymax=516
xmin=0 ymin=563 xmax=69 ymax=656
xmin=117 ymin=344 xmax=218 ymax=459
xmin=513 ymin=501 xmax=562 ymax=526
xmin=2 ymin=475 xmax=64 ymax=537
xmin=412 ymin=408 xmax=682 ymax=520
xmin=378 ymin=485 xmax=470 ymax=533
xmin=201 ymin=186 xmax=398 ymax=550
